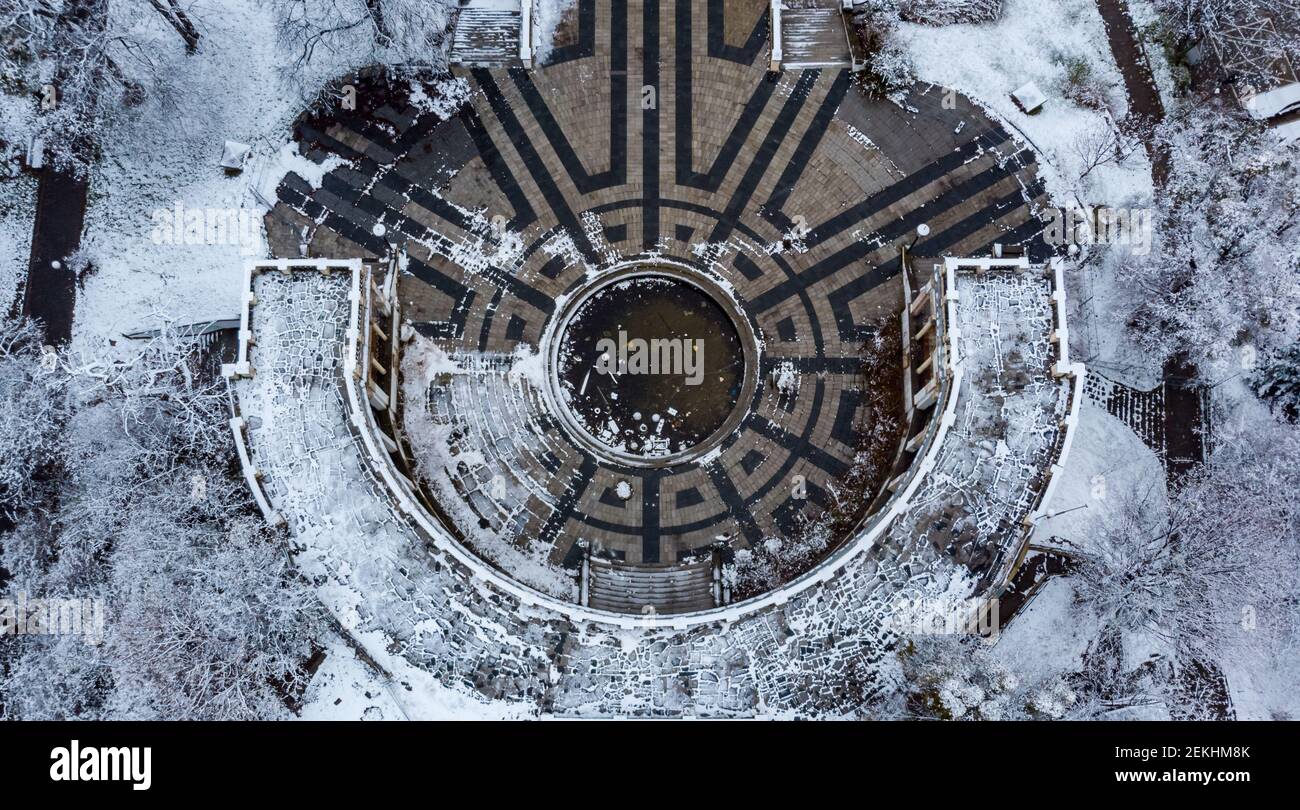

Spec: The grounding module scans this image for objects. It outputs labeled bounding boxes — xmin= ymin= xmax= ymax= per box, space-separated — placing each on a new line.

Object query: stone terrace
xmin=233 ymin=251 xmax=1074 ymax=716
xmin=265 ymin=0 xmax=1054 ymax=583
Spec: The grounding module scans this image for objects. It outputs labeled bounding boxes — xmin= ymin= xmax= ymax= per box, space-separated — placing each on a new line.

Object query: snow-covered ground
xmin=1031 ymin=398 xmax=1166 ymax=552
xmin=298 ymin=636 xmax=409 ymax=721
xmin=0 ymin=172 xmax=35 ymax=315
xmin=1223 ymin=641 xmax=1300 ymax=721
xmin=299 ymin=633 xmax=530 ymax=720
xmin=989 ymin=577 xmax=1096 ymax=684
xmin=71 ymin=1 xmax=368 ymax=351
xmin=899 ymin=0 xmax=1173 ymax=386
xmin=898 ymin=0 xmax=1154 ymax=208
xmin=1064 ymin=248 xmax=1165 ymax=389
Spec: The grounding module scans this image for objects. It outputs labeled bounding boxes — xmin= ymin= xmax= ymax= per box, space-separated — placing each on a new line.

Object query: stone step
xmin=451 ymin=6 xmax=522 ymax=66
xmin=782 ymin=8 xmax=851 ymax=68
xmin=588 ymin=557 xmax=717 ymax=614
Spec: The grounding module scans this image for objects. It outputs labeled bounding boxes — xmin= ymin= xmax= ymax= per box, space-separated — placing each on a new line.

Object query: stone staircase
xmin=586 ymin=556 xmax=720 ymax=615
xmin=1083 ymin=370 xmax=1166 ymax=456
xmin=450 ymin=0 xmax=523 ymax=67
xmin=781 ymin=1 xmax=852 ymax=69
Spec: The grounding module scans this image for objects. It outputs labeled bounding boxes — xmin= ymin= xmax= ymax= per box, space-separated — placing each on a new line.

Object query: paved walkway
xmin=1094 ymin=0 xmax=1170 ymax=186
xmin=268 ymin=0 xmax=1054 ymax=578
xmin=18 ymin=0 xmax=102 ymax=345
xmin=1084 ymin=366 xmax=1209 ymax=488
xmin=21 ymin=166 xmax=86 ymax=346
xmin=1092 ymin=1 xmax=1210 ymax=486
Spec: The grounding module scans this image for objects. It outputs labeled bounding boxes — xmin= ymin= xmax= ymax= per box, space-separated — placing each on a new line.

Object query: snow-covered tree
xmin=1157 ymin=1 xmax=1300 ymax=47
xmin=1250 ymin=341 xmax=1300 ymax=421
xmin=729 ymin=523 xmax=833 ymax=599
xmin=849 ymin=0 xmax=1003 ymax=26
xmin=264 ymin=0 xmax=457 ymax=93
xmin=1072 ymin=422 xmax=1300 ymax=668
xmin=105 ymin=492 xmax=323 ymax=720
xmin=0 ymin=318 xmax=68 ymax=520
xmin=896 ymin=0 xmax=1002 ymax=26
xmin=1 ymin=326 xmax=325 ymax=720
xmin=848 ymin=6 xmax=916 ymax=99
xmin=896 ymin=635 xmax=1077 ymax=720
xmin=1114 ymin=104 xmax=1300 ymax=372
xmin=3 ymin=484 xmax=323 ymax=719
xmin=0 ymin=1 xmax=212 ymax=174
xmin=64 ymin=323 xmax=232 ymax=469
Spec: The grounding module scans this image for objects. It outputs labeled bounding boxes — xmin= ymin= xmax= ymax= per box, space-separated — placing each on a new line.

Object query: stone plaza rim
xmin=542 ymin=260 xmax=761 ymax=469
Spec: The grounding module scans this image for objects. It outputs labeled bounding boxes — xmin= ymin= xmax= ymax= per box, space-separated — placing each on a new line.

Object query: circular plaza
xmin=263 ymin=0 xmax=1052 ymax=612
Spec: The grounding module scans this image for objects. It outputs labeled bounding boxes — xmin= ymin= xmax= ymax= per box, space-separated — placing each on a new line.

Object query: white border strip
xmin=230 ymin=416 xmax=285 ymax=527
xmin=520 ymin=0 xmax=534 ymax=68
xmin=770 ymin=0 xmax=783 ymax=71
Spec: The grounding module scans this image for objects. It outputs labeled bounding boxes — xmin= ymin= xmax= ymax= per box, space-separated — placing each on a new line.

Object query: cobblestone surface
xmin=241 ymin=0 xmax=1070 ymax=716
xmin=235 ymin=256 xmax=1070 ymax=716
xmin=267 ymin=0 xmax=1053 ymax=580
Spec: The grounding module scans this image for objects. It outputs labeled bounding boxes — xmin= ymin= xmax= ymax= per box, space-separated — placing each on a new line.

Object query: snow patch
xmin=409 ymin=76 xmax=472 ymax=121
xmin=534 ymin=0 xmax=580 ymax=65
xmin=507 ymin=343 xmax=547 ymax=388
xmin=897 ymin=0 xmax=1154 ymax=206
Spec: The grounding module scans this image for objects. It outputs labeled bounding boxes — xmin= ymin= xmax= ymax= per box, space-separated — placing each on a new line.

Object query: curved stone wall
xmin=233 ymin=0 xmax=1085 ymax=714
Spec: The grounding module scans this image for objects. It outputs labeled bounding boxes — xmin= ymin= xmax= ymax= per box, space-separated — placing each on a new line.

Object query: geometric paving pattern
xmin=268 ymin=0 xmax=1052 ymax=581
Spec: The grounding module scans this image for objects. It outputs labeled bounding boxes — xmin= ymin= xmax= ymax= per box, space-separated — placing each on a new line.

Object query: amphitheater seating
xmin=781 ymin=2 xmax=852 ymax=69
xmin=450 ymin=0 xmax=523 ymax=67
xmin=587 ymin=556 xmax=719 ymax=615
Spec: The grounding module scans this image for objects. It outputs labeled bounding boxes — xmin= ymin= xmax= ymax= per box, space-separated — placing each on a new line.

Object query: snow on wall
xmin=232 ymin=254 xmax=1079 ymax=716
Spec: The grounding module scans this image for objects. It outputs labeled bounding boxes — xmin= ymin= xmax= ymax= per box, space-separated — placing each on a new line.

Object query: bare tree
xmin=147 ymin=0 xmax=201 ymax=52
xmin=263 ymin=0 xmax=457 ymax=92
xmin=1 ymin=325 xmax=326 ymax=720
xmin=1071 ymin=119 xmax=1141 ymax=186
xmin=1071 ymin=424 xmax=1300 ymax=667
xmin=62 ymin=321 xmax=231 ymax=470
xmin=0 ymin=1 xmax=213 ymax=172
